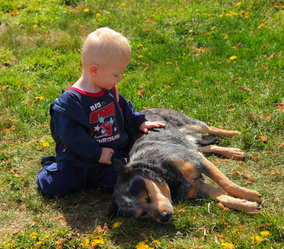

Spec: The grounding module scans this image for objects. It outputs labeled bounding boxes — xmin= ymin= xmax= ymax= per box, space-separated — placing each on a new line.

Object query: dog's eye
xmin=145 ymin=194 xmax=151 ymax=203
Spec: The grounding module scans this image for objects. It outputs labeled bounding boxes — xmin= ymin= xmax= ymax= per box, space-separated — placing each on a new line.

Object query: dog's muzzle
xmin=159 ymin=211 xmax=173 ymax=223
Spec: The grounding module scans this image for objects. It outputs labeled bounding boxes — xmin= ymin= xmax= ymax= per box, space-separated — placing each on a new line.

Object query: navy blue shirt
xmin=50 ymin=86 xmax=147 ymax=168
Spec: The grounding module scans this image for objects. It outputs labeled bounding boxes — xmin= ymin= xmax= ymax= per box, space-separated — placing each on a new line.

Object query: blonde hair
xmin=82 ymin=27 xmax=131 ymax=68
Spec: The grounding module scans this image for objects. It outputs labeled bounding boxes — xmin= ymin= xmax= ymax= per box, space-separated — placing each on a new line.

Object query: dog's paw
xmin=227 ymin=130 xmax=241 ymax=137
xmin=242 ymin=201 xmax=262 ymax=216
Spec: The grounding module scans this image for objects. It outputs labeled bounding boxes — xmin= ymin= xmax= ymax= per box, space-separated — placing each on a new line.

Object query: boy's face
xmin=93 ymin=59 xmax=128 ymax=91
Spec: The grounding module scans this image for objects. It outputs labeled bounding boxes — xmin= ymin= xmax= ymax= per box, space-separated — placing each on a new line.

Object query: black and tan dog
xmin=108 ymin=108 xmax=262 ymax=223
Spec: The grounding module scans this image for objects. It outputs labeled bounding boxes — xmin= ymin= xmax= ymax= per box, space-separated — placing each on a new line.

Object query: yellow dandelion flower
xmin=36 ymin=242 xmax=43 ymax=246
xmin=219 ymin=14 xmax=224 ymax=18
xmin=41 ymin=26 xmax=46 ymax=29
xmin=274 ymin=5 xmax=279 ymax=9
xmin=260 ymin=230 xmax=270 ymax=236
xmin=91 ymin=236 xmax=104 ymax=245
xmin=33 ymin=24 xmax=38 ymax=28
xmin=83 ymin=8 xmax=89 ymax=13
xmin=136 ymin=241 xmax=148 ymax=249
xmin=221 ymin=242 xmax=234 ymax=248
xmin=229 ymin=56 xmax=237 ymax=60
xmin=225 ymin=13 xmax=230 ymax=16
xmin=259 ymin=24 xmax=265 ymax=28
xmin=152 ymin=240 xmax=161 ymax=244
xmin=237 ymin=2 xmax=242 ymax=7
xmin=113 ymin=221 xmax=121 ymax=228
xmin=106 ymin=11 xmax=110 ymax=14
xmin=122 ymin=2 xmax=126 ymax=6
xmin=138 ymin=44 xmax=143 ymax=47
xmin=82 ymin=238 xmax=90 ymax=246
xmin=251 ymin=235 xmax=263 ymax=243
xmin=138 ymin=55 xmax=144 ymax=58
xmin=96 ymin=13 xmax=101 ymax=18
xmin=35 ymin=96 xmax=44 ymax=101
xmin=211 ymin=26 xmax=217 ymax=30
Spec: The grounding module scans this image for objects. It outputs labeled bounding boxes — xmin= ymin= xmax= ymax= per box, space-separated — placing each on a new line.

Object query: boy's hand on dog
xmin=99 ymin=147 xmax=115 ymax=165
xmin=139 ymin=121 xmax=166 ymax=133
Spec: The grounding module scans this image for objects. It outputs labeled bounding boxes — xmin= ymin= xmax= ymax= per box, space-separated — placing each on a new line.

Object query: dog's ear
xmin=113 ymin=159 xmax=132 ymax=181
xmin=107 ymin=201 xmax=118 ymax=219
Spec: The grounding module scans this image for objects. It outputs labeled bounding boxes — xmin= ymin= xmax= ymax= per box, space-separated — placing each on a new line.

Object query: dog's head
xmin=108 ymin=159 xmax=174 ymax=223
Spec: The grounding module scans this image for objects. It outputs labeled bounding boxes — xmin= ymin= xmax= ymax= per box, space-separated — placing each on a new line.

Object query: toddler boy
xmin=36 ymin=27 xmax=165 ymax=197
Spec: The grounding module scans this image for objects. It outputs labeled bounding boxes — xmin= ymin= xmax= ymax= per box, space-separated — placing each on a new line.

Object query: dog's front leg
xmin=200 ymin=156 xmax=262 ymax=203
xmin=199 ymin=181 xmax=262 ymax=215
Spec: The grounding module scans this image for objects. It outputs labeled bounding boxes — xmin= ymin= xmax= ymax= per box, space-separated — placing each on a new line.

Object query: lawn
xmin=0 ymin=0 xmax=283 ymax=248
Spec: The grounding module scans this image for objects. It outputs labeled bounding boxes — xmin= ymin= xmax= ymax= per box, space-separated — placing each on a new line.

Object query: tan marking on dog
xmin=178 ymin=124 xmax=209 ymax=134
xmin=186 ymin=179 xmax=201 ymax=199
xmin=171 ymin=158 xmax=201 ymax=199
xmin=208 ymin=126 xmax=241 ymax=137
xmin=178 ymin=124 xmax=240 ymax=137
xmin=140 ymin=179 xmax=173 ymax=222
xmin=152 ymin=180 xmax=172 ymax=202
xmin=171 ymin=158 xmax=200 ymax=182
xmin=201 ymin=156 xmax=262 ymax=203
xmin=199 ymin=181 xmax=261 ymax=215
xmin=199 ymin=145 xmax=245 ymax=160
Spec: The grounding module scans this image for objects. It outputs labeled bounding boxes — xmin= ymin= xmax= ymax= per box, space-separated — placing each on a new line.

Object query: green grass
xmin=0 ymin=0 xmax=283 ymax=248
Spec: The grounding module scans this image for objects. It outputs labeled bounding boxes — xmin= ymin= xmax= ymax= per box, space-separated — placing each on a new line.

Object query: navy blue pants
xmin=36 ymin=159 xmax=122 ymax=197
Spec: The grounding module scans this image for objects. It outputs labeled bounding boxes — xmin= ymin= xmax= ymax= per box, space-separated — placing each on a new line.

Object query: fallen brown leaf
xmin=238 ymin=86 xmax=251 ymax=92
xmin=57 ymin=238 xmax=69 ymax=249
xmin=259 ymin=136 xmax=268 ymax=143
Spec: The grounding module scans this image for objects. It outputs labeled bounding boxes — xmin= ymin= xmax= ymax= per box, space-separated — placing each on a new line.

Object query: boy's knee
xmin=36 ymin=162 xmax=71 ymax=197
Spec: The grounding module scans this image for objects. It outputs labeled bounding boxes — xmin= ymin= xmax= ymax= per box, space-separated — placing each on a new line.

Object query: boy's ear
xmin=89 ymin=64 xmax=99 ymax=76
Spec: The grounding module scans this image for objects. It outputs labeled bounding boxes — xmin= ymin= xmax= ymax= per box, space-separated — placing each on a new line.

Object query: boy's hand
xmin=139 ymin=121 xmax=166 ymax=133
xmin=98 ymin=147 xmax=115 ymax=165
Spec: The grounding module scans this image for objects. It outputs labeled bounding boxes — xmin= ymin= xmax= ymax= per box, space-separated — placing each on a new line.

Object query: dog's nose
xmin=160 ymin=211 xmax=173 ymax=223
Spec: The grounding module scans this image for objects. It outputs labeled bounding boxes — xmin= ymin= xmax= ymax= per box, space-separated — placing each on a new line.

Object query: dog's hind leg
xmin=179 ymin=124 xmax=240 ymax=138
xmin=200 ymin=156 xmax=262 ymax=203
xmin=207 ymin=126 xmax=241 ymax=138
xmin=199 ymin=145 xmax=245 ymax=160
xmin=199 ymin=181 xmax=261 ymax=215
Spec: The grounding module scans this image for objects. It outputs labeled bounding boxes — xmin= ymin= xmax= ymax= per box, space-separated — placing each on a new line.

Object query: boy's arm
xmin=52 ymin=112 xmax=102 ymax=162
xmin=118 ymin=94 xmax=147 ymax=130
xmin=118 ymin=94 xmax=166 ymax=133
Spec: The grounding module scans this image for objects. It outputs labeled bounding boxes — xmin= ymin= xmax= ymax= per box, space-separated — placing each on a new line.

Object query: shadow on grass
xmin=40 ymin=188 xmax=179 ymax=247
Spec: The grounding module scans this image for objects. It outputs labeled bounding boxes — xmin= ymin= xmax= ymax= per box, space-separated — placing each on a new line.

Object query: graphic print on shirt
xmin=89 ymin=102 xmax=120 ymax=144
